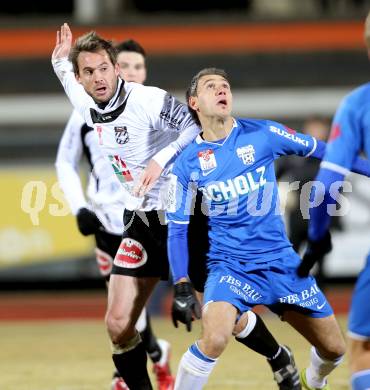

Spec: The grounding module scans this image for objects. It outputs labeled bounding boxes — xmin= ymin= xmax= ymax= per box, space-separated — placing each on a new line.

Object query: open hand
xmin=52 ymin=22 xmax=73 ymax=61
xmin=133 ymin=159 xmax=163 ymax=197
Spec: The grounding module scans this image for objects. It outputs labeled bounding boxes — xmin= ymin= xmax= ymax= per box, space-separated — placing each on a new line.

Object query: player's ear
xmin=188 ymin=95 xmax=198 ymax=111
xmin=114 ymin=63 xmax=120 ymax=77
xmin=75 ymin=72 xmax=82 ymax=84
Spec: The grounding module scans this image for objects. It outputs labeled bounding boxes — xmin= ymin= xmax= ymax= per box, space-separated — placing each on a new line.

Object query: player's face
xmin=117 ymin=51 xmax=146 ymax=84
xmin=190 ymin=75 xmax=232 ymax=120
xmin=75 ymin=49 xmax=120 ymax=103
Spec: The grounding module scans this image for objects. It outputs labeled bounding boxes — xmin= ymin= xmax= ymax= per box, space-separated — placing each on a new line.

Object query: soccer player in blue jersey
xmin=299 ymin=13 xmax=370 ymax=390
xmin=166 ymin=68 xmax=349 ymax=390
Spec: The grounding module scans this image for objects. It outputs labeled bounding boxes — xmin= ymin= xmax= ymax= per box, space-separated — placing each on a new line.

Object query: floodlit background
xmin=0 ymin=1 xmax=369 ymax=388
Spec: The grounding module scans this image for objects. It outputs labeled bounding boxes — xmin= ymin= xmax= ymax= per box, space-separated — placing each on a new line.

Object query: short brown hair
xmin=69 ymin=31 xmax=117 ymax=75
xmin=186 ymin=67 xmax=229 ymax=124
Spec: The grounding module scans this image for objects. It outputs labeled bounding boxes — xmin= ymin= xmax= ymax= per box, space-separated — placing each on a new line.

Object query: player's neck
xmin=201 ymin=116 xmax=234 ymax=142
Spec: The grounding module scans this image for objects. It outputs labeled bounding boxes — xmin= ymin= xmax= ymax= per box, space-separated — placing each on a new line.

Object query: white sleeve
xmin=52 ymin=57 xmax=94 ymax=126
xmin=55 ymin=109 xmax=88 ymax=215
xmin=141 ymin=87 xmax=200 ymax=168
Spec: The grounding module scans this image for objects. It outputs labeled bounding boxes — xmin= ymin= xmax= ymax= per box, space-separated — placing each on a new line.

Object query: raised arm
xmin=51 ymin=23 xmax=93 ymax=124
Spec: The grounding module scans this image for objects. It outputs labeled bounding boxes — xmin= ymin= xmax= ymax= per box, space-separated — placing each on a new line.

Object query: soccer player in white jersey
xmin=52 ymin=24 xmax=200 ymax=389
xmin=55 ymin=39 xmax=174 ymax=390
xmin=166 ymin=68 xmax=353 ymax=390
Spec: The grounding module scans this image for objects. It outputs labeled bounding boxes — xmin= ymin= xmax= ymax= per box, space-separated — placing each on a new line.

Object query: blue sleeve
xmin=324 ymin=97 xmax=361 ymax=170
xmin=167 ymin=222 xmax=189 ymax=283
xmin=308 ymin=168 xmax=345 ymax=241
xmin=305 ymin=139 xmax=370 ymax=176
xmin=265 ymin=120 xmax=317 ymax=159
xmin=166 ymin=157 xmax=193 ymax=283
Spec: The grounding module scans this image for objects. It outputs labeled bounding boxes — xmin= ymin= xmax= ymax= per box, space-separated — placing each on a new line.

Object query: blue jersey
xmin=167 ymin=118 xmax=317 ymax=267
xmin=309 ymin=83 xmax=370 ymax=241
xmin=323 ymin=82 xmax=370 ymax=172
xmin=308 ymin=82 xmax=370 ymax=338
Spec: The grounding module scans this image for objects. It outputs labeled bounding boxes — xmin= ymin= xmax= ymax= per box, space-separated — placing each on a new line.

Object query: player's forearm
xmin=153 ymin=125 xmax=199 ymax=168
xmin=308 ymin=168 xmax=345 ymax=241
xmin=55 ymin=162 xmax=88 ymax=215
xmin=167 ymin=221 xmax=190 ymax=283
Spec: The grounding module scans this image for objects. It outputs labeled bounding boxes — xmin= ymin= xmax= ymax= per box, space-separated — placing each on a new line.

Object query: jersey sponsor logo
xmin=219 ymin=275 xmax=263 ymax=302
xmin=160 ymin=94 xmax=187 ymax=130
xmin=114 ymin=238 xmax=148 ymax=268
xmin=199 ymin=165 xmax=266 ymax=202
xmin=109 ymin=155 xmax=133 ymax=183
xmin=329 ymin=123 xmax=341 ymax=142
xmin=269 ymin=125 xmax=309 ymax=147
xmin=284 ymin=126 xmax=296 ymax=134
xmin=236 ymin=144 xmax=255 ymax=165
xmin=198 ymin=149 xmax=217 ymax=174
xmin=114 ymin=126 xmax=129 ymax=145
xmin=278 ymin=283 xmax=322 ymax=309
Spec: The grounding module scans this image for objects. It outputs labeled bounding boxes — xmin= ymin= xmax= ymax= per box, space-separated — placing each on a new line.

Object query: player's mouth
xmin=95 ymin=86 xmax=108 ymax=96
xmin=217 ymin=98 xmax=228 ymax=107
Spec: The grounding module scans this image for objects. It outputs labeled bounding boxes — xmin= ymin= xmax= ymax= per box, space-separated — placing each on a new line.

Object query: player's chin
xmin=216 ymin=109 xmax=231 ymax=120
xmin=92 ymin=91 xmax=110 ymax=103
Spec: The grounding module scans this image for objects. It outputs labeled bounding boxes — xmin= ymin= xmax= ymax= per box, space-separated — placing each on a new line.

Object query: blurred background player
xmin=299 ymin=11 xmax=370 ymax=390
xmin=55 ymin=39 xmax=174 ymax=390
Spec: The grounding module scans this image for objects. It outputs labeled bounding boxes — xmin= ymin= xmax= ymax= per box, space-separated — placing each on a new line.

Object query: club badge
xmin=114 ymin=126 xmax=129 ymax=145
xmin=237 ymin=145 xmax=255 ymax=165
xmin=198 ymin=149 xmax=217 ymax=173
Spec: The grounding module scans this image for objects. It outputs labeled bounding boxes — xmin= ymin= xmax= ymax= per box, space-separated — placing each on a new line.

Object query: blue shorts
xmin=348 ymin=253 xmax=370 ymax=340
xmin=204 ymin=250 xmax=333 ymax=318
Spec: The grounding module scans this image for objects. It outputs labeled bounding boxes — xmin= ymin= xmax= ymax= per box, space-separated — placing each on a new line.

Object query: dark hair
xmin=69 ymin=31 xmax=117 ymax=75
xmin=115 ymin=39 xmax=146 ymax=58
xmin=185 ymin=67 xmax=229 ymax=124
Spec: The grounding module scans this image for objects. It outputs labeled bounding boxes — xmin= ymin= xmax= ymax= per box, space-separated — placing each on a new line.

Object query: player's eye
xmin=207 ymin=83 xmax=215 ymax=89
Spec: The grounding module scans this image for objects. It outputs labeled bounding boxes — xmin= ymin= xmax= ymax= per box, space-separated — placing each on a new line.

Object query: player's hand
xmin=172 ymin=282 xmax=201 ymax=332
xmin=52 ymin=23 xmax=73 ymax=60
xmin=133 ymin=159 xmax=163 ymax=197
xmin=297 ymin=232 xmax=332 ymax=277
xmin=76 ymin=207 xmax=103 ymax=236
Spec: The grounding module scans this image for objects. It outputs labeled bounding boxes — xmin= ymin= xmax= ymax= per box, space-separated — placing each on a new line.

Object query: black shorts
xmin=111 ymin=209 xmax=169 ymax=280
xmin=95 ymin=229 xmax=122 ymax=259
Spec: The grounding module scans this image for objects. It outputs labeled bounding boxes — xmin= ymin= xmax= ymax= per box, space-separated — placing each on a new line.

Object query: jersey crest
xmin=114 ymin=126 xmax=129 ymax=145
xmin=236 ymin=145 xmax=255 ymax=165
xmin=198 ymin=149 xmax=217 ymax=173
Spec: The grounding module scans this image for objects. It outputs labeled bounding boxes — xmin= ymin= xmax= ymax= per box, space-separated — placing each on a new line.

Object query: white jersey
xmin=56 ymin=109 xmax=126 ymax=234
xmin=52 ymin=57 xmax=199 ymax=212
